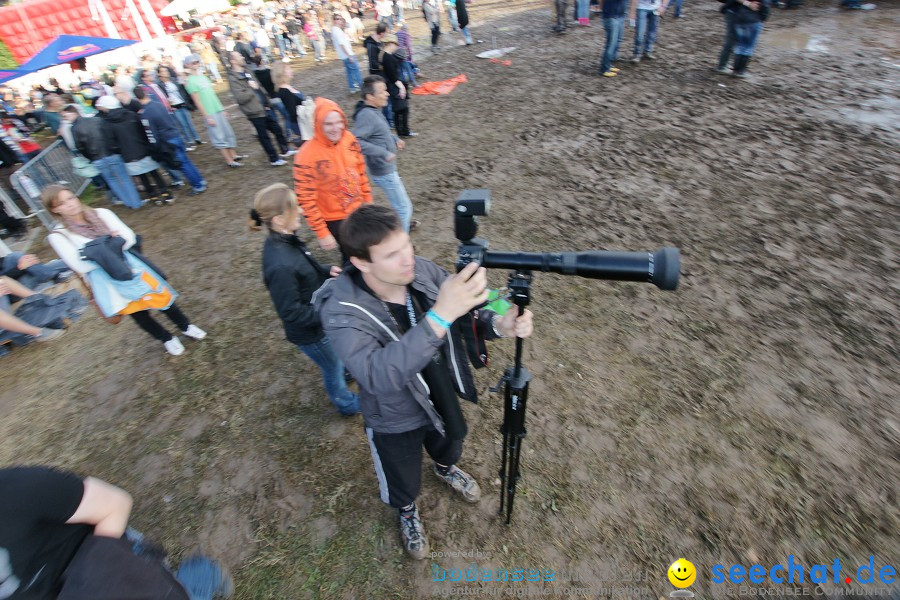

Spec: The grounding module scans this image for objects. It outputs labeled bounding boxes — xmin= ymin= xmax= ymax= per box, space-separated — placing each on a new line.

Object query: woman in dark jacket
xmin=716 ymin=0 xmax=770 ymax=77
xmin=379 ymin=36 xmax=414 ymax=137
xmin=96 ymin=95 xmax=173 ymax=204
xmin=251 ymin=183 xmax=359 ymax=415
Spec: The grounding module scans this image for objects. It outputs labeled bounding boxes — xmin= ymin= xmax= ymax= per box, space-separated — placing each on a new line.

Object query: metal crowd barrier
xmin=9 ymin=139 xmax=91 ymax=231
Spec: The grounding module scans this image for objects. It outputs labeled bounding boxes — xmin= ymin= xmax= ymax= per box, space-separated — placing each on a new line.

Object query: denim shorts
xmin=206 ymin=111 xmax=237 ymax=149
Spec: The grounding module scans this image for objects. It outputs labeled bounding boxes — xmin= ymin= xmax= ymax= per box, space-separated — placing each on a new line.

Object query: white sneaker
xmin=280 ymin=149 xmax=297 ymax=157
xmin=164 ymin=337 xmax=185 ymax=356
xmin=182 ymin=324 xmax=207 ymax=340
xmin=270 ymin=159 xmax=287 ymax=166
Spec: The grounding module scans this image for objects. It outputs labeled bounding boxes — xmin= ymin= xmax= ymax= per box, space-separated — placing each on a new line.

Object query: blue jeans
xmin=633 ymin=9 xmax=658 ymax=56
xmin=297 ymin=337 xmax=360 ymax=415
xmin=173 ymin=107 xmax=200 ymax=144
xmin=669 ymin=0 xmax=683 ymax=16
xmin=399 ymin=61 xmax=419 ymax=87
xmin=166 ymin=137 xmax=205 ymax=190
xmin=276 ymin=35 xmax=287 ymax=57
xmin=342 ymin=58 xmax=363 ymax=91
xmin=460 ymin=26 xmax=473 ymax=44
xmin=269 ymin=97 xmax=291 ymax=133
xmin=92 ymin=154 xmax=142 ymax=209
xmin=577 ymin=0 xmax=590 ymax=18
xmin=734 ymin=21 xmax=763 ymax=56
xmin=370 ymin=170 xmax=413 ymax=231
xmin=447 ymin=6 xmax=458 ymax=30
xmin=2 ymin=253 xmax=67 ymax=289
xmin=600 ymin=17 xmax=625 ymax=73
xmin=383 ymin=102 xmax=394 ymax=128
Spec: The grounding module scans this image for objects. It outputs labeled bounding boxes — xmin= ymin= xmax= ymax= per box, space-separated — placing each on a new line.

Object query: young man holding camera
xmin=314 ymin=205 xmax=533 ymax=560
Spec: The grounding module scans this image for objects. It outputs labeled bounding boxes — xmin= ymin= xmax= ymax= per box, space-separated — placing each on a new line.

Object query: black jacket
xmin=102 ymin=108 xmax=152 ymax=163
xmin=721 ymin=0 xmax=771 ymax=23
xmin=363 ymin=35 xmax=383 ymax=74
xmin=380 ymin=51 xmax=407 ymax=108
xmin=262 ymin=231 xmax=333 ymax=345
xmin=72 ymin=115 xmax=118 ymax=161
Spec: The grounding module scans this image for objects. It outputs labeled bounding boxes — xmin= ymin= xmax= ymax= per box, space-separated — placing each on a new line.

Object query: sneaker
xmin=433 ymin=464 xmax=481 ymax=503
xmin=160 ymin=192 xmax=175 ymax=205
xmin=185 ymin=145 xmax=197 ymax=152
xmin=270 ymin=159 xmax=287 ymax=166
xmin=33 ymin=327 xmax=66 ymax=342
xmin=716 ymin=66 xmax=732 ymax=75
xmin=171 ymin=180 xmax=186 ymax=188
xmin=643 ymin=51 xmax=655 ymax=60
xmin=164 ymin=337 xmax=185 ymax=356
xmin=601 ymin=70 xmax=618 ymax=77
xmin=182 ymin=324 xmax=207 ymax=340
xmin=398 ymin=506 xmax=429 ymax=560
xmin=233 ymin=154 xmax=248 ymax=161
xmin=280 ymin=149 xmax=297 ymax=157
xmin=194 ymin=139 xmax=204 ymax=145
xmin=631 ymin=55 xmax=641 ymax=63
xmin=732 ymin=71 xmax=749 ymax=79
xmin=227 ymin=162 xmax=242 ymax=168
xmin=54 ymin=269 xmax=76 ymax=283
xmin=152 ymin=196 xmax=164 ymax=206
xmin=188 ymin=186 xmax=207 ymax=196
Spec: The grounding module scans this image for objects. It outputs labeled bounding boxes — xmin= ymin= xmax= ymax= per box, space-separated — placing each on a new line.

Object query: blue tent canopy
xmin=17 ymin=35 xmax=138 ymax=73
xmin=0 ymin=69 xmax=35 ymax=85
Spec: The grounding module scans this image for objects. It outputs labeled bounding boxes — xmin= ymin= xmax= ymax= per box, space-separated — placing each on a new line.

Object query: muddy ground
xmin=3 ymin=0 xmax=899 ymax=598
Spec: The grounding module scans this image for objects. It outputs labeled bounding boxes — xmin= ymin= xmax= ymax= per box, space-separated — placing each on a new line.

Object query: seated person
xmin=0 ymin=251 xmax=72 ymax=292
xmin=0 ymin=276 xmax=67 ymax=348
xmin=0 ymin=465 xmax=233 ymax=599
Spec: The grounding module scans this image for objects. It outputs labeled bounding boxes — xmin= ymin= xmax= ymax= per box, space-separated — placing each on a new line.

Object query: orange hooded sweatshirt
xmin=293 ymin=98 xmax=373 ymax=239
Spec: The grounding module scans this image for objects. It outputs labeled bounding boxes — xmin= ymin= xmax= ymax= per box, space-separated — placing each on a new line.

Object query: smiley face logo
xmin=668 ymin=559 xmax=696 ymax=588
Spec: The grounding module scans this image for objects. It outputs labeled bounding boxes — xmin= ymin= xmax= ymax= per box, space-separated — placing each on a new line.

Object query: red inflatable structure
xmin=0 ymin=0 xmax=173 ymax=66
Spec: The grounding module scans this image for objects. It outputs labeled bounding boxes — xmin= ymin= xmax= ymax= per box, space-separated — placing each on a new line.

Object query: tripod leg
xmin=498 ymin=367 xmax=514 ymax=516
xmin=504 ymin=377 xmax=529 ymax=524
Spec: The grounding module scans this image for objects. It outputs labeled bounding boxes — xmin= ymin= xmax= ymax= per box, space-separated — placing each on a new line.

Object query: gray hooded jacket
xmin=352 ymin=102 xmax=398 ymax=177
xmin=314 ymin=257 xmax=499 ymax=435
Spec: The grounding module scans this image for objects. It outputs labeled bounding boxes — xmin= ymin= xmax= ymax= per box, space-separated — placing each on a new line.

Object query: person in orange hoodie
xmin=293 ymin=98 xmax=372 ymax=258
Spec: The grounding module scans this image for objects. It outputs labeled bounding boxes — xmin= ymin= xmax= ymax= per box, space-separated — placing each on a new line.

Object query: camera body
xmin=455 ymin=189 xmax=491 ymax=271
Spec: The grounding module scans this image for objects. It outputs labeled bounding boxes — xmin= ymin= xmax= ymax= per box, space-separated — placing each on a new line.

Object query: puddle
xmin=767 ymin=31 xmax=831 ymax=52
xmin=832 ymin=94 xmax=900 ymax=144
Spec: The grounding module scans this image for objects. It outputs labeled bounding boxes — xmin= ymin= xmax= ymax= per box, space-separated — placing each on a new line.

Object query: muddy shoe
xmin=399 ymin=505 xmax=429 ymax=560
xmin=433 ymin=464 xmax=481 ymax=503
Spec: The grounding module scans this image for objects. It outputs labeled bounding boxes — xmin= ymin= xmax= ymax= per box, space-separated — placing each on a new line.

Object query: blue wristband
xmin=426 ymin=309 xmax=452 ymax=329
